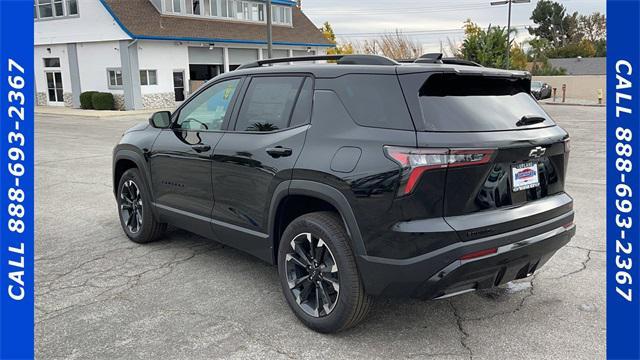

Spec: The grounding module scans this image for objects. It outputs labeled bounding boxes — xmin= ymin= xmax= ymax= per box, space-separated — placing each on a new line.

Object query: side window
xmin=234 ymin=76 xmax=304 ymax=132
xmin=176 ymin=78 xmax=241 ymax=131
xmin=332 ymin=74 xmax=414 ymax=130
xmin=290 ymin=77 xmax=313 ymax=128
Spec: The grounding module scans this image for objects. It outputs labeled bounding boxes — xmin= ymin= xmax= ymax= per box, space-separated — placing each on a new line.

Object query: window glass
xmin=38 ymin=0 xmax=53 ymax=18
xmin=140 ymin=70 xmax=158 ymax=86
xmin=290 ymin=77 xmax=313 ymax=127
xmin=108 ymin=69 xmax=123 ymax=87
xmin=172 ymin=0 xmax=181 ymax=12
xmin=177 ymin=78 xmax=241 ymax=131
xmin=148 ymin=70 xmax=157 ymax=85
xmin=53 ymin=0 xmax=64 ymax=16
xmin=235 ymin=76 xmax=303 ymax=132
xmin=193 ymin=0 xmax=201 ymax=15
xmin=284 ymin=7 xmax=291 ymax=24
xmin=66 ymin=0 xmax=77 ymax=15
xmin=43 ymin=58 xmax=60 ymax=68
xmin=412 ymin=74 xmax=554 ymax=131
xmin=332 ymin=74 xmax=414 ymax=130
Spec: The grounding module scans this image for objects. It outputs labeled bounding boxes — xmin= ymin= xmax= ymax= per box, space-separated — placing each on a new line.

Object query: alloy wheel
xmin=285 ymin=232 xmax=340 ymax=317
xmin=120 ymin=180 xmax=143 ymax=234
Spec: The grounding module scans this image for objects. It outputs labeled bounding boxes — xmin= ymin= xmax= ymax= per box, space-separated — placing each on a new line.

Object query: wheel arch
xmin=268 ymin=180 xmax=366 ymax=264
xmin=113 ymin=149 xmax=157 ymax=208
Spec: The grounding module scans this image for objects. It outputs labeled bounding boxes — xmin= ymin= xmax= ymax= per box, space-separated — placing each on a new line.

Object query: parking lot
xmin=35 ymin=104 xmax=605 ymax=360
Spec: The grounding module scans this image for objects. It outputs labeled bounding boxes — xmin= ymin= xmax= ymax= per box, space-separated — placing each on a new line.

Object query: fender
xmin=268 ymin=179 xmax=367 ymax=260
xmin=113 ymin=148 xmax=160 ymax=219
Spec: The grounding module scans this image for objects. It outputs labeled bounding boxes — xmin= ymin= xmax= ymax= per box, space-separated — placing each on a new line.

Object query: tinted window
xmin=332 ymin=74 xmax=414 ymax=130
xmin=235 ymin=76 xmax=303 ymax=132
xmin=177 ymin=78 xmax=241 ymax=131
xmin=405 ymin=73 xmax=555 ymax=132
xmin=43 ymin=58 xmax=60 ymax=67
xmin=290 ymin=77 xmax=313 ymax=128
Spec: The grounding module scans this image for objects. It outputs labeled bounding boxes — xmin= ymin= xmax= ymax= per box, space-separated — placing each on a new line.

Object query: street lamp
xmin=490 ymin=0 xmax=530 ymax=69
xmin=266 ymin=0 xmax=273 ymax=59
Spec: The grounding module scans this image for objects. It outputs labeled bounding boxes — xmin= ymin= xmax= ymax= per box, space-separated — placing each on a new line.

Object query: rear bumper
xmin=356 ymin=211 xmax=575 ymax=299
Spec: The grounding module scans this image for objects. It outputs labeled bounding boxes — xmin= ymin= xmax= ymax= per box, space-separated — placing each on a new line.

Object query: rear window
xmin=403 ymin=73 xmax=555 ymax=132
xmin=331 ymin=74 xmax=414 ymax=130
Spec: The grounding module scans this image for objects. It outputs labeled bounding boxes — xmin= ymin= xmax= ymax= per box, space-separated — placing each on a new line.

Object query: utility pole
xmin=266 ymin=0 xmax=273 ymax=59
xmin=490 ymin=0 xmax=530 ymax=69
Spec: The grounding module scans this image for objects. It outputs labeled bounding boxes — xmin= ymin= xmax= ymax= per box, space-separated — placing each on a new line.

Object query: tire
xmin=117 ymin=168 xmax=166 ymax=244
xmin=277 ymin=211 xmax=372 ymax=333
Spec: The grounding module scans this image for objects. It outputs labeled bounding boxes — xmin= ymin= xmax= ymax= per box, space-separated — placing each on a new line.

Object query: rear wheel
xmin=277 ymin=211 xmax=372 ymax=333
xmin=117 ymin=168 xmax=166 ymax=244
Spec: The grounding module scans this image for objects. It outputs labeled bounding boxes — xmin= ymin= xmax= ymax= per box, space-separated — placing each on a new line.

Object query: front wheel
xmin=117 ymin=168 xmax=166 ymax=244
xmin=277 ymin=212 xmax=372 ymax=333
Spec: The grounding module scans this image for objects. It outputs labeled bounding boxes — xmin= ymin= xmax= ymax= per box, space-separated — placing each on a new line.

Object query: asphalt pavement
xmin=35 ymin=104 xmax=605 ymax=359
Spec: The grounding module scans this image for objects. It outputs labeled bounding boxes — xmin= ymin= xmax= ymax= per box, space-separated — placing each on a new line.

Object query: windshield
xmin=406 ymin=73 xmax=556 ymax=132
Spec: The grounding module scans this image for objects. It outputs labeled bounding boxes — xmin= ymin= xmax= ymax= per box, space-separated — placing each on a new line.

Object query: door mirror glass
xmin=149 ymin=111 xmax=172 ymax=128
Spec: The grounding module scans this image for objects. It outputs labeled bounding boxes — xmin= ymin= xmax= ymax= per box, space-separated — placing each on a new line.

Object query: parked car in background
xmin=531 ymin=80 xmax=552 ymax=100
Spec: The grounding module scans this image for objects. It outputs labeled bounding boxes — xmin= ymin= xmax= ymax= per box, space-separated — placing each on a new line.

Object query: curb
xmin=540 ymin=102 xmax=605 ymax=108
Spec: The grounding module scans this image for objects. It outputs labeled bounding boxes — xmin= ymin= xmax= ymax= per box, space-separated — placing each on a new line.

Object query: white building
xmin=34 ymin=0 xmax=331 ymax=110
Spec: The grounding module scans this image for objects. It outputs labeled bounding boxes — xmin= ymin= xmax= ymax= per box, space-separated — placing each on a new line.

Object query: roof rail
xmin=236 ymin=54 xmax=399 ymax=70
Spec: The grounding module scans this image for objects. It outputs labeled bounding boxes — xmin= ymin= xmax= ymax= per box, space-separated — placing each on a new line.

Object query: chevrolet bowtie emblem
xmin=529 ymin=146 xmax=546 ymax=158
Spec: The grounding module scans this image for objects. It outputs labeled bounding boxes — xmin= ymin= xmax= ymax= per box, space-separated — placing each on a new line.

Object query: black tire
xmin=277 ymin=211 xmax=372 ymax=333
xmin=117 ymin=168 xmax=166 ymax=244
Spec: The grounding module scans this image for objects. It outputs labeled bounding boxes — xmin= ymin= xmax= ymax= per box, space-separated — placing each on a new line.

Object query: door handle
xmin=266 ymin=146 xmax=293 ymax=158
xmin=192 ymin=145 xmax=211 ymax=153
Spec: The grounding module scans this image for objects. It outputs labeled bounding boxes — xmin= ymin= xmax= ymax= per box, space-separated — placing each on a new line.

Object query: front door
xmin=211 ymin=75 xmax=313 ymax=261
xmin=45 ymin=71 xmax=64 ymax=106
xmin=150 ymin=77 xmax=244 ymax=237
xmin=173 ymin=71 xmax=185 ymax=102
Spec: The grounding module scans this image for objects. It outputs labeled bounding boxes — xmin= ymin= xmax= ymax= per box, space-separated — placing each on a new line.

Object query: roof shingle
xmin=102 ymin=0 xmax=332 ymax=46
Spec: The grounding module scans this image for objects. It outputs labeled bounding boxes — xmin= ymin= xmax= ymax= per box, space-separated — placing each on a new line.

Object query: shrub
xmin=91 ymin=92 xmax=115 ymax=110
xmin=79 ymin=91 xmax=98 ymax=109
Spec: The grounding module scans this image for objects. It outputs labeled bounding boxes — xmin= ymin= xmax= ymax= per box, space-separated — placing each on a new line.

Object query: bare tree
xmin=344 ymin=31 xmax=424 ymax=60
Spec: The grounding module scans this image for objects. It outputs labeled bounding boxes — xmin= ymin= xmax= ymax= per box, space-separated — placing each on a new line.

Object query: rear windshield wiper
xmin=516 ymin=115 xmax=546 ymax=127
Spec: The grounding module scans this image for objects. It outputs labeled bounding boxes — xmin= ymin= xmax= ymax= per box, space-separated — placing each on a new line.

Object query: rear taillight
xmin=384 ymin=146 xmax=495 ymax=195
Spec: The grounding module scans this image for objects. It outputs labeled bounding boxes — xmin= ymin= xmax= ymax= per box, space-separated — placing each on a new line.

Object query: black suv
xmin=113 ymin=54 xmax=575 ymax=333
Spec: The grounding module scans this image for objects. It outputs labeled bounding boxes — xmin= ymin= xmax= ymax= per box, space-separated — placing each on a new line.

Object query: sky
xmin=300 ymin=0 xmax=606 ymax=53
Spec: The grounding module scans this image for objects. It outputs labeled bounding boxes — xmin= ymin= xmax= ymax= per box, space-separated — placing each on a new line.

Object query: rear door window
xmin=401 ymin=73 xmax=555 ymax=132
xmin=234 ymin=76 xmax=304 ymax=132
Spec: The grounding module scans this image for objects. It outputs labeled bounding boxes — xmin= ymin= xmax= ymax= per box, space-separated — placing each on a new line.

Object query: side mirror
xmin=149 ymin=111 xmax=171 ymax=129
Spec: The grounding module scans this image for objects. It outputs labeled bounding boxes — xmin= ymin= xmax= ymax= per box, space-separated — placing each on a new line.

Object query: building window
xmin=163 ymin=0 xmax=290 ymax=25
xmin=107 ymin=68 xmax=123 ymax=89
xmin=43 ymin=58 xmax=61 ymax=68
xmin=140 ymin=70 xmax=158 ymax=86
xmin=37 ymin=0 xmax=53 ymax=18
xmin=272 ymin=5 xmax=291 ymax=25
xmin=34 ymin=0 xmax=78 ymax=20
xmin=66 ymin=0 xmax=77 ymax=15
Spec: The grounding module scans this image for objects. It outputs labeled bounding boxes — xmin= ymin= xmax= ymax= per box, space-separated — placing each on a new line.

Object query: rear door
xmin=210 ymin=75 xmax=313 ymax=261
xmin=398 ymin=71 xmax=571 ymax=240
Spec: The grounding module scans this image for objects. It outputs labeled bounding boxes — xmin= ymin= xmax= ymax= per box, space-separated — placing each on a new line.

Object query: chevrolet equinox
xmin=112 ymin=54 xmax=576 ymax=333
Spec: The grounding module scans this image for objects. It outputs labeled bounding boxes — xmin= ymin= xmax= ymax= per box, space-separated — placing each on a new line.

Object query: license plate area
xmin=511 ymin=162 xmax=540 ymax=192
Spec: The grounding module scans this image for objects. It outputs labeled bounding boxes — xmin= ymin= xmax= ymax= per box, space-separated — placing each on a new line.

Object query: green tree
xmin=579 ymin=12 xmax=606 ymax=56
xmin=458 ymin=20 xmax=518 ymax=69
xmin=320 ymin=22 xmax=354 ymax=55
xmin=529 ymin=0 xmax=580 ymax=47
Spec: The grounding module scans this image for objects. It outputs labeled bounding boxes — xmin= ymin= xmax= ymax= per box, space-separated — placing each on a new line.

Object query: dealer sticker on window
xmin=511 ymin=162 xmax=540 ymax=192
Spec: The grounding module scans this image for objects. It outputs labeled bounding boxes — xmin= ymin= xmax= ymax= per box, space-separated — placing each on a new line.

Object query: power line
xmin=335 ymin=25 xmax=530 ymax=38
xmin=306 ymin=4 xmax=497 ymax=16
